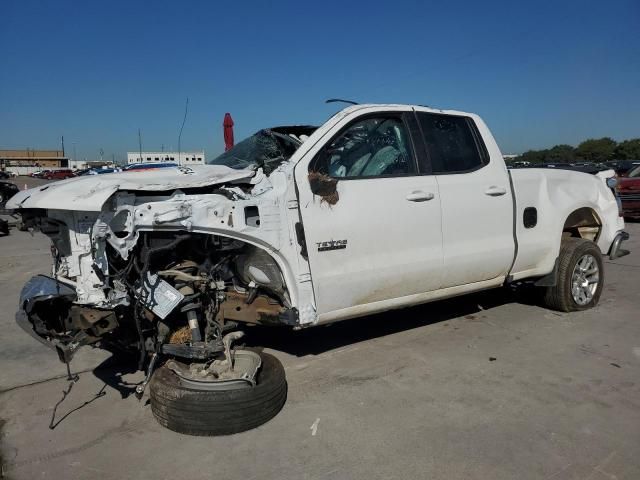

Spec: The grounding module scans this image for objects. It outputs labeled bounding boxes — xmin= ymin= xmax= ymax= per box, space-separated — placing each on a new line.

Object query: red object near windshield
xmin=224 ymin=113 xmax=234 ymax=152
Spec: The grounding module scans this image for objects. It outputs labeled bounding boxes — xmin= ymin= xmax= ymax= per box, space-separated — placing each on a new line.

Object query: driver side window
xmin=310 ymin=116 xmax=417 ymax=178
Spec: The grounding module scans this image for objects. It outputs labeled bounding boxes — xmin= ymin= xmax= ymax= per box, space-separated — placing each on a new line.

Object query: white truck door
xmin=413 ymin=111 xmax=515 ymax=287
xmin=295 ymin=111 xmax=443 ymax=316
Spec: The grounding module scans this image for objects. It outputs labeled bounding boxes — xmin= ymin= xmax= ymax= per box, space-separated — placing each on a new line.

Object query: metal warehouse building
xmin=0 ymin=149 xmax=69 ymax=170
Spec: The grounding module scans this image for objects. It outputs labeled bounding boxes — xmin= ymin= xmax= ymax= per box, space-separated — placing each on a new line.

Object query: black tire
xmin=542 ymin=237 xmax=604 ymax=312
xmin=149 ymin=350 xmax=287 ymax=436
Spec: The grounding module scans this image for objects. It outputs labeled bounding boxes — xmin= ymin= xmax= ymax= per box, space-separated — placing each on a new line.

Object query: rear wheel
xmin=149 ymin=350 xmax=287 ymax=436
xmin=542 ymin=237 xmax=604 ymax=312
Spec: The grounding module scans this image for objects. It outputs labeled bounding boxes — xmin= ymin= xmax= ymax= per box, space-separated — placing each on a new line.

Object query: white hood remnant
xmin=6 ymin=165 xmax=256 ymax=211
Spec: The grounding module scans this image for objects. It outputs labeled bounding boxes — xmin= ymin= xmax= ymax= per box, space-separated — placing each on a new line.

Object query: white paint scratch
xmin=310 ymin=418 xmax=320 ymax=436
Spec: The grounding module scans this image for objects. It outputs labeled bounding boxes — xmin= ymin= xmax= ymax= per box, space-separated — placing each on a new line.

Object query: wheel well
xmin=562 ymin=207 xmax=601 ymax=242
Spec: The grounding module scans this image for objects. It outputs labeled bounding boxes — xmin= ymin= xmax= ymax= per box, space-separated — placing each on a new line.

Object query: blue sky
xmin=1 ymin=0 xmax=638 ymax=160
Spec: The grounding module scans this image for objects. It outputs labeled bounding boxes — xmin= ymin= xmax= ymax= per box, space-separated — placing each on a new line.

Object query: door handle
xmin=406 ymin=191 xmax=435 ymax=202
xmin=485 ymin=186 xmax=507 ymax=197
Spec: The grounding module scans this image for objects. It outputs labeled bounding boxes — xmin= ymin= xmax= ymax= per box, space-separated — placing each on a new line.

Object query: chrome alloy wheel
xmin=571 ymin=254 xmax=600 ymax=306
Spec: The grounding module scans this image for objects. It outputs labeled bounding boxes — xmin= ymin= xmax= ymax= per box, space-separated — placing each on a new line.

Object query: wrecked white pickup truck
xmin=7 ymin=104 xmax=630 ymax=435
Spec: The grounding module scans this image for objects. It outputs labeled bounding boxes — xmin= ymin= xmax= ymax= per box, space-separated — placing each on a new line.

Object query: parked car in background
xmin=124 ymin=162 xmax=179 ymax=172
xmin=44 ymin=169 xmax=75 ymax=180
xmin=77 ymin=167 xmax=122 ymax=175
xmin=568 ymin=163 xmax=610 ymax=175
xmin=30 ymin=170 xmax=51 ymax=178
xmin=0 ymin=180 xmax=20 ymax=206
xmin=0 ymin=171 xmax=12 ymax=179
xmin=618 ymin=165 xmax=640 ymax=218
xmin=91 ymin=167 xmax=122 ymax=175
xmin=603 ymin=160 xmax=640 ymax=177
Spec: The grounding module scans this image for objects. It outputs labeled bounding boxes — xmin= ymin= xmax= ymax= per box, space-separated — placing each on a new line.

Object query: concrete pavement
xmin=0 ymin=224 xmax=638 ymax=480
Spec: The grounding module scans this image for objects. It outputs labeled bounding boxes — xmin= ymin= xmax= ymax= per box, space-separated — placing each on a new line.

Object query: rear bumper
xmin=609 ymin=231 xmax=630 ymax=260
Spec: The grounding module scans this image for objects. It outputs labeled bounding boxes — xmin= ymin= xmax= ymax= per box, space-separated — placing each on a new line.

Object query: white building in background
xmin=126 ymin=151 xmax=205 ymax=166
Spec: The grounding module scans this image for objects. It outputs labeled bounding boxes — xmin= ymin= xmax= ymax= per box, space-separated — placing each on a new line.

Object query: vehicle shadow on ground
xmin=91 ymin=353 xmax=141 ymax=399
xmin=244 ymin=285 xmax=539 ymax=357
xmin=87 ymin=285 xmax=539 ymax=388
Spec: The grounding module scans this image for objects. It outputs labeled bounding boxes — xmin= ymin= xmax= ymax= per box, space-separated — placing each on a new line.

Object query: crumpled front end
xmin=12 ymin=164 xmax=316 ymax=369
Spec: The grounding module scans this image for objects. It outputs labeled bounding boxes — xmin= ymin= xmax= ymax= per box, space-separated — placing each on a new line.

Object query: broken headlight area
xmin=17 ymin=275 xmax=124 ymax=363
xmin=17 ymin=231 xmax=295 ymax=380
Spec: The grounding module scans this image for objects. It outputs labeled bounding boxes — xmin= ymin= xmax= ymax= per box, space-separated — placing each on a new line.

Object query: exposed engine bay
xmin=24 ymin=224 xmax=291 ymax=352
xmin=18 ymin=214 xmax=296 ymax=391
xmin=12 ymin=126 xmax=320 ymax=395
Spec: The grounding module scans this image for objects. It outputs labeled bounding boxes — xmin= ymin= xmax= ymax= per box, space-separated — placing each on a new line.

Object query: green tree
xmin=614 ymin=139 xmax=640 ymax=160
xmin=518 ymin=149 xmax=548 ymax=164
xmin=575 ymin=137 xmax=617 ymax=162
xmin=546 ymin=144 xmax=575 ymax=163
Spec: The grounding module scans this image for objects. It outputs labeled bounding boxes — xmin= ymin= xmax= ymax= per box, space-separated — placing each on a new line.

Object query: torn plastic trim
xmin=609 ymin=230 xmax=630 ymax=259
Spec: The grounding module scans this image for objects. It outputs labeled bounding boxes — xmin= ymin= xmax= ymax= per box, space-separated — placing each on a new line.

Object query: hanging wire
xmin=177 ymin=97 xmax=189 ymax=165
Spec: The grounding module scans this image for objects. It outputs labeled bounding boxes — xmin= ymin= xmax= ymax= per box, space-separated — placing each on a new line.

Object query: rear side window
xmin=416 ymin=113 xmax=486 ymax=174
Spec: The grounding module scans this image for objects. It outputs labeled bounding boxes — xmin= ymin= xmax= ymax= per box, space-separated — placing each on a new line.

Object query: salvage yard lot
xmin=1 ymin=224 xmax=639 ymax=480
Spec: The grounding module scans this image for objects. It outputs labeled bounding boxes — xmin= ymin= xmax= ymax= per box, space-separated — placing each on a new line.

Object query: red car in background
xmin=44 ymin=169 xmax=75 ymax=180
xmin=618 ymin=165 xmax=640 ymax=219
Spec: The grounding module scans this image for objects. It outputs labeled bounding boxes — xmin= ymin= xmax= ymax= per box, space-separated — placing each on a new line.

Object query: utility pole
xmin=61 ymin=136 xmax=65 ymax=156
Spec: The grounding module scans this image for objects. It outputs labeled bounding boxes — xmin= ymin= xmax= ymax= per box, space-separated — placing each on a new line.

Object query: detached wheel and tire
xmin=542 ymin=237 xmax=604 ymax=312
xmin=149 ymin=351 xmax=287 ymax=436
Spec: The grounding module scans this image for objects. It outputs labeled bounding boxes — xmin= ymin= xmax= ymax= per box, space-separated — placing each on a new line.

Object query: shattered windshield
xmin=207 ymin=129 xmax=300 ymax=173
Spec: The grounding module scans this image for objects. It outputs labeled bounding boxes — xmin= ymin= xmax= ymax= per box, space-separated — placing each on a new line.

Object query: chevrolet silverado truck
xmin=7 ymin=104 xmax=630 ymax=436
